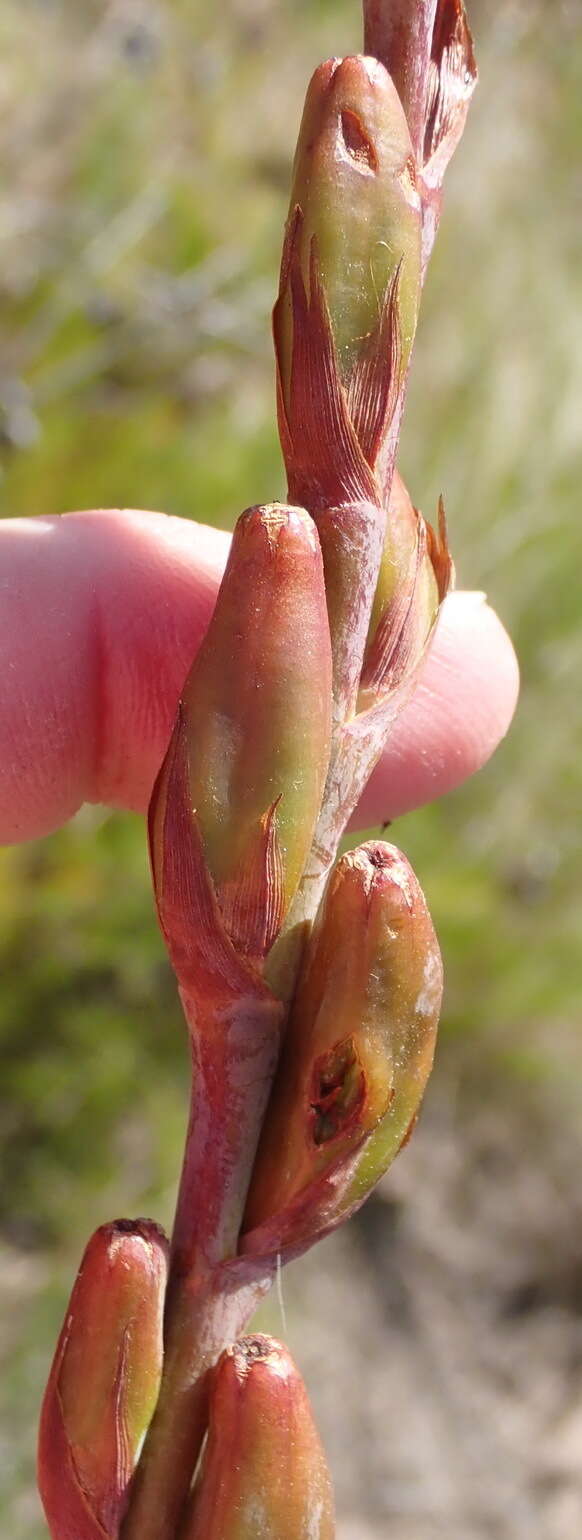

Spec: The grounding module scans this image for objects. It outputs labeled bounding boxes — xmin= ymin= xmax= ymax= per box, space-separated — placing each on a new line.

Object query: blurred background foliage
xmin=0 ymin=1 xmax=580 ymax=1535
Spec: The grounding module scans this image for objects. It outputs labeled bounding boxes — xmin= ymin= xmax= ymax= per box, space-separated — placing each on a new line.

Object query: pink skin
xmin=0 ymin=509 xmax=519 ymax=846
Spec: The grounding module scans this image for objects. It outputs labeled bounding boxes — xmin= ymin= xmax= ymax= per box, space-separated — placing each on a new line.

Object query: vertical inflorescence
xmin=38 ymin=6 xmax=477 ymax=1538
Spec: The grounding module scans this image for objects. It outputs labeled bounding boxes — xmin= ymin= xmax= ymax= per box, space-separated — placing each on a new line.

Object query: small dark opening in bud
xmin=340 ymin=109 xmax=378 ymax=173
xmin=237 ymin=1335 xmax=272 ymax=1364
xmin=310 ymin=1037 xmax=366 ymax=1145
xmin=368 ymin=844 xmax=390 ymax=869
xmin=111 ymin=1217 xmax=166 ymax=1245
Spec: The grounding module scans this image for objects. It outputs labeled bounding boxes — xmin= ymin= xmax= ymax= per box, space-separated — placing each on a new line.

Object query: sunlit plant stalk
xmin=38 ymin=4 xmax=477 ymax=1538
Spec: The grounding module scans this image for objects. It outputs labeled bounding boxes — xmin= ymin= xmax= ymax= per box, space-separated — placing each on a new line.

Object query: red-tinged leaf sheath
xmin=363 ymin=1 xmax=477 ymax=270
xmin=242 ymin=842 xmax=442 ymax=1257
xmin=181 ymin=1336 xmax=335 ymax=1540
xmin=146 ymin=646 xmax=284 ymax=1275
xmin=150 ymin=502 xmax=331 ymax=968
xmin=423 ymin=0 xmax=477 ymax=190
xmin=421 ymin=1 xmax=477 ymax=266
xmin=274 ymin=56 xmax=421 ymax=513
xmin=38 ymin=1220 xmax=168 ymax=1540
xmin=362 ymin=2 xmax=476 ymax=174
xmin=363 ymin=1 xmax=440 ymax=159
xmin=358 ymin=470 xmax=453 ymax=711
xmin=315 ymin=500 xmax=386 ymax=727
xmin=148 ymin=680 xmax=286 ymax=1267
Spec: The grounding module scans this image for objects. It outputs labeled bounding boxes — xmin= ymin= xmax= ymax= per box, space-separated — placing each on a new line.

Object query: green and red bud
xmin=274 ymin=55 xmax=422 ymax=513
xmin=277 ymin=53 xmax=421 ymax=397
xmin=243 ymin=842 xmax=442 ymax=1254
xmin=182 ymin=1335 xmax=335 ymax=1540
xmin=358 ymin=469 xmax=453 ymax=711
xmin=149 ymin=503 xmax=331 ymax=973
xmin=38 ymin=1219 xmax=168 ymax=1540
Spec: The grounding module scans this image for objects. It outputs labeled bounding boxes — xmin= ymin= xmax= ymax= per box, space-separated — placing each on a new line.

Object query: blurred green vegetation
xmin=0 ymin=1 xmax=580 ymax=1534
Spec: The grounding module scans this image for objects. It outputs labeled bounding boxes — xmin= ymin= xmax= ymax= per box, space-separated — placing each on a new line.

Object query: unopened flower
xmin=38 ymin=1220 xmax=168 ymax=1540
xmin=182 ymin=1335 xmax=335 ymax=1539
xmin=149 ymin=502 xmax=331 ymax=973
xmin=243 ymin=842 xmax=442 ymax=1254
xmin=271 ymin=57 xmax=422 ymax=722
xmin=274 ymin=55 xmax=421 ymax=513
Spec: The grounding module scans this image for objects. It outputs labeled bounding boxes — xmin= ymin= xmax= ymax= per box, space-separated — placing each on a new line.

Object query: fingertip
xmin=352 ymin=590 xmax=519 ymax=827
xmin=0 ymin=514 xmax=519 ymax=849
xmin=0 ymin=509 xmax=230 ymax=843
xmin=64 ymin=509 xmax=229 ymax=813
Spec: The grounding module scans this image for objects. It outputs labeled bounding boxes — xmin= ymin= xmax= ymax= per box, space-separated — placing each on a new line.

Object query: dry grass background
xmin=0 ymin=2 xmax=581 ymax=1535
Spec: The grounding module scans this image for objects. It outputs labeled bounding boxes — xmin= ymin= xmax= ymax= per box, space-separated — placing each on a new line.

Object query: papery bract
xmin=359 ymin=469 xmax=453 ymax=710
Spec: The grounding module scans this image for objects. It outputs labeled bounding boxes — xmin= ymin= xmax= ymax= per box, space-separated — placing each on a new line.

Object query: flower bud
xmin=279 ymin=54 xmax=421 ymax=398
xmin=243 ymin=842 xmax=442 ymax=1254
xmin=274 ymin=56 xmax=421 ymax=512
xmin=38 ymin=1220 xmax=168 ymax=1540
xmin=358 ymin=470 xmax=453 ymax=710
xmin=182 ymin=1335 xmax=335 ymax=1539
xmin=149 ymin=503 xmax=331 ymax=971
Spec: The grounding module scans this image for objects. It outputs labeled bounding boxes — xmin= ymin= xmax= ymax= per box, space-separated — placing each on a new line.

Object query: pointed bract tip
xmin=359 ymin=472 xmax=453 ymax=710
xmin=424 ymin=0 xmax=477 ymax=186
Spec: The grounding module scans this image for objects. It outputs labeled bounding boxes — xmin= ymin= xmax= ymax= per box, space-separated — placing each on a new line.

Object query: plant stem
xmin=169 ymin=990 xmax=284 ymax=1275
xmin=363 ymin=0 xmax=438 ymax=157
xmin=121 ymin=1257 xmax=274 ymax=1540
xmin=121 ymin=979 xmax=283 ymax=1540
